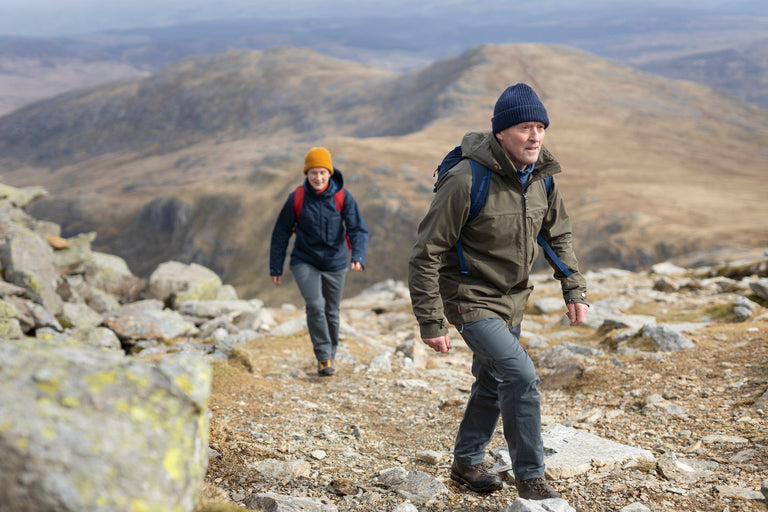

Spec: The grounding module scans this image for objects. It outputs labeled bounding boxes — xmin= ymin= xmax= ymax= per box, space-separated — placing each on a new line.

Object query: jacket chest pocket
xmin=464 ymin=211 xmax=526 ymax=259
xmin=320 ymin=207 xmax=343 ymax=244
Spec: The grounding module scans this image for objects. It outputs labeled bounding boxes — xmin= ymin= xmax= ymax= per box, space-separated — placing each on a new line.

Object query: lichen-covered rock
xmin=74 ymin=326 xmax=123 ymax=350
xmin=0 ymin=338 xmax=211 ymax=511
xmin=0 ymin=222 xmax=63 ymax=315
xmin=148 ymin=261 xmax=224 ymax=305
xmin=51 ymin=231 xmax=97 ymax=275
xmin=0 ymin=183 xmax=47 ymax=207
xmin=58 ymin=302 xmax=104 ymax=330
xmin=84 ymin=251 xmax=145 ymax=303
xmin=175 ymin=299 xmax=263 ymax=320
xmin=0 ymin=299 xmax=24 ymax=339
xmin=104 ymin=300 xmax=198 ymax=342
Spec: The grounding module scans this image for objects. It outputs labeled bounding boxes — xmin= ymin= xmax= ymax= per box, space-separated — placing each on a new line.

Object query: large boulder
xmin=148 ymin=261 xmax=224 ymax=306
xmin=0 ymin=338 xmax=211 ymax=511
xmin=84 ymin=251 xmax=146 ymax=303
xmin=0 ymin=222 xmax=63 ymax=316
xmin=104 ymin=299 xmax=198 ymax=343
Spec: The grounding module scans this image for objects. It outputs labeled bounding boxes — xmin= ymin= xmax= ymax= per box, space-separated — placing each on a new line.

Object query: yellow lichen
xmin=131 ymin=499 xmax=150 ymax=512
xmin=36 ymin=378 xmax=59 ymax=395
xmin=127 ymin=372 xmax=151 ymax=388
xmin=174 ymin=373 xmax=196 ymax=396
xmin=84 ymin=370 xmax=118 ymax=393
xmin=163 ymin=447 xmax=184 ymax=480
xmin=149 ymin=388 xmax=168 ymax=403
xmin=41 ymin=425 xmax=56 ymax=440
xmin=129 ymin=405 xmax=150 ymax=423
xmin=61 ymin=396 xmax=79 ymax=408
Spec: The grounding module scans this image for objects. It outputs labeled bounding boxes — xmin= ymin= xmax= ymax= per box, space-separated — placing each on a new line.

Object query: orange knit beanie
xmin=303 ymin=147 xmax=333 ymax=174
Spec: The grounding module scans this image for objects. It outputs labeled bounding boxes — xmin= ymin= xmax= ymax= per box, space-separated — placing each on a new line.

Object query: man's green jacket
xmin=408 ymin=130 xmax=588 ymax=339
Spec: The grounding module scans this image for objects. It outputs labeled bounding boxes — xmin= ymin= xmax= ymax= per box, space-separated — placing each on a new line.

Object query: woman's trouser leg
xmin=320 ymin=267 xmax=347 ymax=360
xmin=291 ymin=264 xmax=347 ymax=361
xmin=291 ymin=264 xmax=332 ymax=361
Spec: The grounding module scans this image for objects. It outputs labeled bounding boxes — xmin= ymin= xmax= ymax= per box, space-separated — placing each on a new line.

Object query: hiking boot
xmin=450 ymin=460 xmax=503 ymax=493
xmin=317 ymin=359 xmax=335 ymax=376
xmin=515 ymin=476 xmax=560 ymax=500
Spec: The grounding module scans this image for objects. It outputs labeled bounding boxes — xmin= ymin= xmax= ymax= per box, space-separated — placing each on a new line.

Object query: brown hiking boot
xmin=515 ymin=476 xmax=560 ymax=500
xmin=450 ymin=460 xmax=503 ymax=493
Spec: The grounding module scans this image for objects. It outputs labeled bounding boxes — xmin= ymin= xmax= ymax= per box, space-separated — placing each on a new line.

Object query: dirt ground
xmin=202 ymin=276 xmax=768 ymax=512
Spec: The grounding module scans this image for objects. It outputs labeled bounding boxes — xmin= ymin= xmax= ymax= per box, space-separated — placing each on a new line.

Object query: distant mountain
xmin=2 ymin=44 xmax=767 ymax=304
xmin=0 ymin=48 xmax=396 ymax=166
xmin=0 ymin=6 xmax=766 ymax=116
xmin=638 ymin=38 xmax=768 ymax=109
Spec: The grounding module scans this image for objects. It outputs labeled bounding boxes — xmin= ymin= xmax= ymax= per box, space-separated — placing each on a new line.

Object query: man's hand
xmin=566 ymin=302 xmax=589 ymax=326
xmin=350 ymin=261 xmax=363 ymax=272
xmin=422 ymin=334 xmax=451 ymax=353
xmin=271 ymin=276 xmax=282 ymax=286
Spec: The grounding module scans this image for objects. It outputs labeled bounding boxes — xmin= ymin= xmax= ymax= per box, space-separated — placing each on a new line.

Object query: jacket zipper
xmin=522 ymin=188 xmax=529 ymax=263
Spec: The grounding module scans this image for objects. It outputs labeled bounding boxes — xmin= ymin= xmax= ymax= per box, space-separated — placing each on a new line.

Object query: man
xmin=408 ymin=83 xmax=589 ymax=500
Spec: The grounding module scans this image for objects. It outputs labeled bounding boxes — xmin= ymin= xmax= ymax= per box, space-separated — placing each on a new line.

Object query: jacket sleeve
xmin=408 ymin=166 xmax=471 ymax=339
xmin=538 ymin=179 xmax=588 ymax=304
xmin=341 ymin=191 xmax=369 ymax=267
xmin=269 ymin=194 xmax=297 ymax=277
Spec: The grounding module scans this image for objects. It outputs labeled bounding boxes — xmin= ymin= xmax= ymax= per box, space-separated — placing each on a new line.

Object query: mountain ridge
xmin=2 ymin=43 xmax=767 ymax=304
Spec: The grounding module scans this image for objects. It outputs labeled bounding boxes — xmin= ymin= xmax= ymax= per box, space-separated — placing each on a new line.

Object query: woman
xmin=269 ymin=147 xmax=369 ymax=376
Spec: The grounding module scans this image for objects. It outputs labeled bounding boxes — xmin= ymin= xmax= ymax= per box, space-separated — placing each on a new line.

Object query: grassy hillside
xmin=2 ymin=43 xmax=767 ymax=305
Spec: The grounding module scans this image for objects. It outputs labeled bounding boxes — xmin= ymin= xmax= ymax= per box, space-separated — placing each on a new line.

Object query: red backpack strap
xmin=293 ymin=185 xmax=305 ymax=221
xmin=333 ymin=188 xmax=345 ymax=213
xmin=334 ymin=189 xmax=352 ymax=249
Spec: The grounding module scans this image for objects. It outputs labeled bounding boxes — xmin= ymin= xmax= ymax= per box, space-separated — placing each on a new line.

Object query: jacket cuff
xmin=563 ymin=290 xmax=588 ymax=304
xmin=419 ymin=320 xmax=448 ymax=339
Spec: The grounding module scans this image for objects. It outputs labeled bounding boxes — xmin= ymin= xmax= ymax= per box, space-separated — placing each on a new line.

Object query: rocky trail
xmin=203 ymin=267 xmax=768 ymax=512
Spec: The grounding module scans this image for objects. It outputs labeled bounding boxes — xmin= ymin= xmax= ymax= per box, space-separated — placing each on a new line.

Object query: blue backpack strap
xmin=433 ymin=145 xmax=464 ymax=192
xmin=543 ymin=176 xmax=552 ymax=196
xmin=536 ymin=176 xmax=573 ymax=277
xmin=434 ymin=146 xmax=493 ymax=275
xmin=467 ymin=160 xmax=491 ymax=222
xmin=455 ymin=160 xmax=491 ymax=274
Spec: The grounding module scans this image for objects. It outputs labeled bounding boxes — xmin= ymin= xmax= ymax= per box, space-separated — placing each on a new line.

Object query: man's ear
xmin=494 ymin=131 xmax=502 ymax=141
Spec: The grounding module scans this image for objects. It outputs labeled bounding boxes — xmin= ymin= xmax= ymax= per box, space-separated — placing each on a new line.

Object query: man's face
xmin=494 ymin=122 xmax=546 ymax=170
xmin=306 ymin=167 xmax=331 ymax=191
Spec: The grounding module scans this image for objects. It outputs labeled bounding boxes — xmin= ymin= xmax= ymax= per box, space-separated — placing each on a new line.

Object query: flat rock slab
xmin=542 ymin=424 xmax=656 ymax=479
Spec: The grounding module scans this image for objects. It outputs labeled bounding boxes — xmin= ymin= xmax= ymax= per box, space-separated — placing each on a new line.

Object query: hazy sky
xmin=0 ymin=0 xmax=759 ymax=38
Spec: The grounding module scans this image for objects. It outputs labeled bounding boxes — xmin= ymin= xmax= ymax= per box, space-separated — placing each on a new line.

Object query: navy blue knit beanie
xmin=491 ymin=83 xmax=549 ymax=133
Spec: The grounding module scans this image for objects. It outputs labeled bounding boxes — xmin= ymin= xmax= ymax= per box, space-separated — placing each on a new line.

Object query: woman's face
xmin=306 ymin=167 xmax=331 ymax=191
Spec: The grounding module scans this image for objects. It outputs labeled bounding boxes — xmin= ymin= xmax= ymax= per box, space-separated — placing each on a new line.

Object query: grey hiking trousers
xmin=453 ymin=318 xmax=545 ymax=481
xmin=291 ymin=263 xmax=347 ymax=362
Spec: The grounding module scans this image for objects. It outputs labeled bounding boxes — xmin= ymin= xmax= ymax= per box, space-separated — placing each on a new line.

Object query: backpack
xmin=293 ymin=185 xmax=351 ymax=249
xmin=434 ymin=146 xmax=572 ymax=277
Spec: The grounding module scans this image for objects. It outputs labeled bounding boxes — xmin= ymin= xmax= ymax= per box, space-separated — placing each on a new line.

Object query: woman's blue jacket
xmin=269 ymin=169 xmax=369 ymax=276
